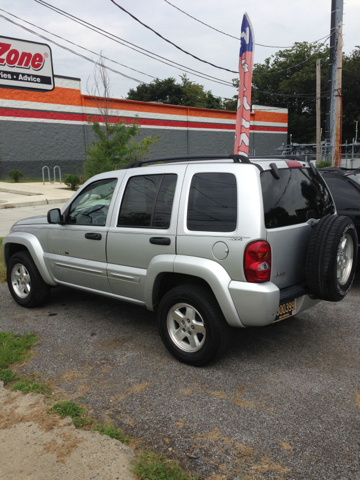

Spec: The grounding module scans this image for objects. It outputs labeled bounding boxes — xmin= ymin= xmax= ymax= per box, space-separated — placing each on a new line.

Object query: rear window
xmin=118 ymin=174 xmax=177 ymax=228
xmin=187 ymin=173 xmax=237 ymax=232
xmin=261 ymin=168 xmax=334 ymax=229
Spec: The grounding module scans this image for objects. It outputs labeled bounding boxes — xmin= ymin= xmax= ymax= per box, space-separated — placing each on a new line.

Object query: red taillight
xmin=244 ymin=241 xmax=271 ymax=283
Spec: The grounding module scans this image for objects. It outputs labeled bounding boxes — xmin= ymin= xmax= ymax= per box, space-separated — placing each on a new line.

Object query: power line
xmin=164 ymin=0 xmax=239 ymax=41
xmin=35 ymin=0 xmax=233 ymax=87
xmin=0 ymin=9 xmax=155 ymax=81
xmin=164 ymin=0 xmax=330 ymax=49
xmin=109 ymin=0 xmax=331 ymax=79
xmin=109 ymin=0 xmax=238 ymax=74
xmin=0 ymin=14 xmax=143 ymax=83
xmin=0 ymin=11 xmax=234 ymax=105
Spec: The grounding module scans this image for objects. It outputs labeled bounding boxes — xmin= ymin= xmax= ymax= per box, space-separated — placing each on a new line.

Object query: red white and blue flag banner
xmin=234 ymin=13 xmax=254 ymax=156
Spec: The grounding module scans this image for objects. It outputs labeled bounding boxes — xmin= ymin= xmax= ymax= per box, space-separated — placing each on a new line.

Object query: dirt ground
xmin=0 ymin=381 xmax=136 ymax=480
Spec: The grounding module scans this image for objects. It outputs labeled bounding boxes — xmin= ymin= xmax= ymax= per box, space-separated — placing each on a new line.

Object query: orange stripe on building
xmin=0 ymin=86 xmax=83 ymax=107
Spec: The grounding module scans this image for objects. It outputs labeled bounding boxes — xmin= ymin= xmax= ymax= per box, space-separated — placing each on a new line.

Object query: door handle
xmin=85 ymin=233 xmax=102 ymax=240
xmin=149 ymin=237 xmax=171 ymax=246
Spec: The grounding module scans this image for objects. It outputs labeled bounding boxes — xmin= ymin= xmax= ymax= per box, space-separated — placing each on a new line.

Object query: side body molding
xmin=3 ymin=232 xmax=57 ymax=287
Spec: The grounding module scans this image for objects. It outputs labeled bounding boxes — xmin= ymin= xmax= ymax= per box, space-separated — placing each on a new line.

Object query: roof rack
xmin=125 ymin=154 xmax=251 ymax=169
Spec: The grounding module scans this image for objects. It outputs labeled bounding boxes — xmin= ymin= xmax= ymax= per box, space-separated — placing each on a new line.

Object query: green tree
xmin=250 ymin=41 xmax=330 ymax=144
xmin=342 ymin=46 xmax=360 ymax=143
xmin=127 ymin=74 xmax=223 ymax=109
xmin=85 ymin=54 xmax=159 ymax=179
xmin=83 ymin=120 xmax=159 ymax=179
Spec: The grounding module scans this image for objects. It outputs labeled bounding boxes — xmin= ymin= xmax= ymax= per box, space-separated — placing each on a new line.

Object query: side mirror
xmin=47 ymin=208 xmax=65 ymax=224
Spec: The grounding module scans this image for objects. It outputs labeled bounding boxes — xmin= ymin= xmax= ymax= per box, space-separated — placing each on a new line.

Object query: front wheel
xmin=156 ymin=285 xmax=230 ymax=367
xmin=7 ymin=251 xmax=51 ymax=308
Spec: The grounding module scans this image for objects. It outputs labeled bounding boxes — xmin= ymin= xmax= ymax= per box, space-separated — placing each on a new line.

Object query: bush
xmin=316 ymin=160 xmax=332 ymax=168
xmin=8 ymin=170 xmax=23 ymax=182
xmin=63 ymin=174 xmax=80 ymax=190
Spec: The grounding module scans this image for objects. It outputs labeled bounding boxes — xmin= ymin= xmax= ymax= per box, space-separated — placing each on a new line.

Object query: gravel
xmin=1 ymin=276 xmax=359 ymax=480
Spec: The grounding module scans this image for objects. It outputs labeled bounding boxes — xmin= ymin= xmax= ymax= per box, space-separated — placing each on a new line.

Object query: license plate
xmin=274 ymin=299 xmax=296 ymax=322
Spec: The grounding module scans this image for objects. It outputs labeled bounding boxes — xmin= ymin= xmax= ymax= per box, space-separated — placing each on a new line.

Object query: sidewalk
xmin=0 ymin=181 xmax=74 ymax=209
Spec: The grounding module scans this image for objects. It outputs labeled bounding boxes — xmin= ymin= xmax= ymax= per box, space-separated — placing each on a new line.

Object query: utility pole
xmin=333 ymin=21 xmax=343 ymax=167
xmin=316 ymin=59 xmax=321 ymax=164
xmin=356 ymin=121 xmax=358 ymax=144
xmin=325 ymin=0 xmax=343 ymax=165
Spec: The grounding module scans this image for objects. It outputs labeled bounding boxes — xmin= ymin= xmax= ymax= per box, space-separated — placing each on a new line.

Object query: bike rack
xmin=42 ymin=166 xmax=62 ymax=185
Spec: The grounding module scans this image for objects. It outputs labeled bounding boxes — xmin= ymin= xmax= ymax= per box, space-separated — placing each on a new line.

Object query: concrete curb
xmin=0 ymin=182 xmax=74 ymax=209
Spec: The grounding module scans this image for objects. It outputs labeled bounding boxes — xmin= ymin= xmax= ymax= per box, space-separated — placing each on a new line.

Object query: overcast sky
xmin=1 ymin=0 xmax=359 ymax=101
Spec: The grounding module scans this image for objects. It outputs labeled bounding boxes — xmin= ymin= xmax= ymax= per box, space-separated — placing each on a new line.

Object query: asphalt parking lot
xmin=0 ymin=273 xmax=359 ymax=480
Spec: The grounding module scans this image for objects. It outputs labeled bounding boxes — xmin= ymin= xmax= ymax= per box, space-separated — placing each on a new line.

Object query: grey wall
xmin=0 ymin=120 xmax=286 ymax=179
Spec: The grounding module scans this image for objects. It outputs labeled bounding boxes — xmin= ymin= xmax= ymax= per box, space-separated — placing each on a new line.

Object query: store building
xmin=0 ymin=75 xmax=288 ymax=179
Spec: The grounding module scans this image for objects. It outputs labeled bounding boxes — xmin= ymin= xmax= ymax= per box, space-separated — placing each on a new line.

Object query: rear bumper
xmin=228 ymin=281 xmax=320 ymax=327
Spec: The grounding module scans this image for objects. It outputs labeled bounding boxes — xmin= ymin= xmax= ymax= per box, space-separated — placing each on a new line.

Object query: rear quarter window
xmin=187 ymin=172 xmax=237 ymax=232
xmin=261 ymin=168 xmax=334 ymax=229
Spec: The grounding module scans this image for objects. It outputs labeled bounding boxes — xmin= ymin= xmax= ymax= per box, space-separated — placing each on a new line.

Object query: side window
xmin=67 ymin=178 xmax=117 ymax=226
xmin=118 ymin=174 xmax=177 ymax=228
xmin=187 ymin=173 xmax=237 ymax=232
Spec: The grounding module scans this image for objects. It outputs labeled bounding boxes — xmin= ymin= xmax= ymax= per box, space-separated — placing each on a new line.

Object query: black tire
xmin=156 ymin=284 xmax=230 ymax=367
xmin=7 ymin=251 xmax=51 ymax=308
xmin=306 ymin=215 xmax=358 ymax=302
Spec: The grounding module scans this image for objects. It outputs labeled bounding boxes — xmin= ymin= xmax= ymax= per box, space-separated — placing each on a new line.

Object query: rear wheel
xmin=157 ymin=285 xmax=230 ymax=367
xmin=306 ymin=215 xmax=358 ymax=302
xmin=7 ymin=252 xmax=51 ymax=308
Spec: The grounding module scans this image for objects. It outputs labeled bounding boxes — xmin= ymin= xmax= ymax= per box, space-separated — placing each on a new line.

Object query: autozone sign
xmin=0 ymin=36 xmax=54 ymax=92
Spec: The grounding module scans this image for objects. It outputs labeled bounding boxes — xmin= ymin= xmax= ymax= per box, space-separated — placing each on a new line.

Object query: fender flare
xmin=3 ymin=232 xmax=57 ymax=286
xmin=145 ymin=254 xmax=244 ymax=327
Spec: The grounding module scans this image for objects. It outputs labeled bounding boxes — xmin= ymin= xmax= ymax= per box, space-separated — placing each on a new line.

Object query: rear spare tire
xmin=306 ymin=215 xmax=358 ymax=302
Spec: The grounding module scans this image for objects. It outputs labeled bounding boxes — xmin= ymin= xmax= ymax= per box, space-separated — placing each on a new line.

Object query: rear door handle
xmin=85 ymin=233 xmax=102 ymax=240
xmin=149 ymin=237 xmax=171 ymax=246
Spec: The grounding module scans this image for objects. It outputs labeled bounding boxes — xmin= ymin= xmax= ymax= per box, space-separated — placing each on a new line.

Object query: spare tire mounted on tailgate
xmin=306 ymin=215 xmax=358 ymax=302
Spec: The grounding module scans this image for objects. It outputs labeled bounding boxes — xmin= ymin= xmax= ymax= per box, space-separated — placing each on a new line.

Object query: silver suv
xmin=3 ymin=155 xmax=358 ymax=366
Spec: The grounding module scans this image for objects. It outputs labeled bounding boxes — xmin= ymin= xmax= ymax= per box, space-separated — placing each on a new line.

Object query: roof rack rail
xmin=125 ymin=154 xmax=251 ymax=169
xmin=250 ymin=155 xmax=306 ymax=161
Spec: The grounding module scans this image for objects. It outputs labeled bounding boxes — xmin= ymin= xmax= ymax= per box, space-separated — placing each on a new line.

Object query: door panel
xmin=46 ymin=177 xmax=118 ymax=292
xmin=46 ymin=225 xmax=111 ymax=291
xmin=106 ymin=167 xmax=184 ymax=300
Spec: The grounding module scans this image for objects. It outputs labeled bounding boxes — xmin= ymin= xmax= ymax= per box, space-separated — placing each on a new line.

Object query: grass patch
xmin=0 ymin=332 xmax=37 ymax=373
xmin=0 ymin=332 xmax=50 ymax=394
xmin=133 ymin=451 xmax=197 ymax=480
xmin=95 ymin=424 xmax=129 ymax=444
xmin=50 ymin=401 xmax=93 ymax=428
xmin=0 ymin=238 xmax=6 ymax=284
xmin=11 ymin=376 xmax=52 ymax=395
xmin=50 ymin=401 xmax=86 ymax=418
xmin=0 ymin=368 xmax=18 ymax=383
